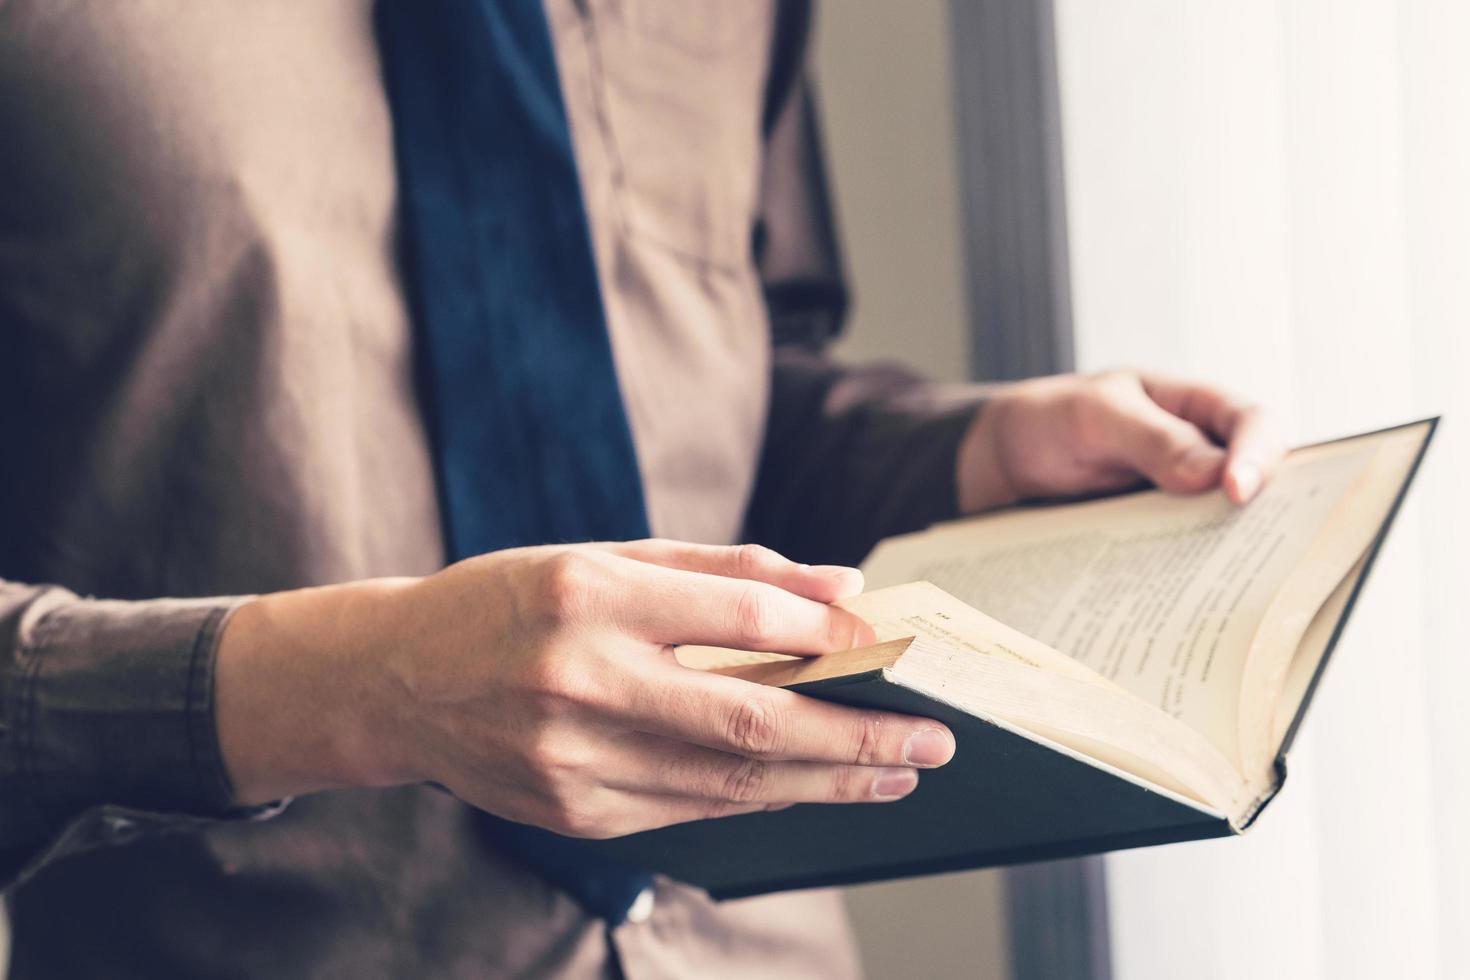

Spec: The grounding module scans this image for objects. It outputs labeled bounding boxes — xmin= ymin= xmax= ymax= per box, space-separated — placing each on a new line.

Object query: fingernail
xmin=903 ymin=729 xmax=954 ymax=767
xmin=873 ymin=768 xmax=919 ymax=800
xmin=1231 ymin=462 xmax=1262 ymax=502
xmin=851 ymin=621 xmax=879 ymax=649
xmin=1179 ymin=445 xmax=1224 ymax=481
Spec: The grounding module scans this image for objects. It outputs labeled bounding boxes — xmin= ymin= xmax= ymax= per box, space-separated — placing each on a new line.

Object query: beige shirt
xmin=548 ymin=0 xmax=775 ymax=544
xmin=0 ymin=1 xmax=976 ymax=976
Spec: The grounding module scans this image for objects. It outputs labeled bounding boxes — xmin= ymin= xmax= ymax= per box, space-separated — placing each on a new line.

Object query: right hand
xmin=216 ymin=540 xmax=956 ymax=838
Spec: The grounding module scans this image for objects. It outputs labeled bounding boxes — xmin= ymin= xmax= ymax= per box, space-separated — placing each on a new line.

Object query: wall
xmin=1054 ymin=1 xmax=1470 ymax=977
xmin=820 ymin=0 xmax=971 ymax=382
xmin=815 ymin=3 xmax=1011 ymax=978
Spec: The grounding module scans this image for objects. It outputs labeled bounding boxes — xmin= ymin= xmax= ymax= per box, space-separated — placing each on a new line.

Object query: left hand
xmin=957 ymin=369 xmax=1285 ymax=513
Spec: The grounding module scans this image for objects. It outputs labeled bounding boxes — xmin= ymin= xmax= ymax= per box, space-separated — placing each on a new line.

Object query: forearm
xmin=955 ymin=390 xmax=1026 ymax=513
xmin=8 ymin=539 xmax=960 ymax=877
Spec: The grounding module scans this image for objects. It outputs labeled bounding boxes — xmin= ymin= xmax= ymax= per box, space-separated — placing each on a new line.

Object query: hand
xmin=957 ymin=369 xmax=1285 ymax=512
xmin=215 ymin=541 xmax=956 ymax=838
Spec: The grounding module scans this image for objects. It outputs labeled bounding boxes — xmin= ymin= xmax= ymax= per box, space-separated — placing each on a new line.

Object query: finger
xmin=612 ymin=559 xmax=877 ymax=654
xmin=633 ymin=793 xmax=787 ymax=829
xmin=1217 ymin=405 xmax=1284 ymax=503
xmin=597 ymin=540 xmax=864 ymax=603
xmin=1138 ymin=375 xmax=1285 ymax=503
xmin=1098 ymin=379 xmax=1226 ymax=493
xmin=611 ymin=662 xmax=956 ymax=768
xmin=602 ymin=732 xmax=920 ymax=804
xmin=543 ymin=788 xmax=773 ymax=840
xmin=592 ymin=792 xmax=782 ymax=838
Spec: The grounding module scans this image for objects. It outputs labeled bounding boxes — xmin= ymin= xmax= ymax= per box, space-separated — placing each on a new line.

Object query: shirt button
xmin=625 ymin=886 xmax=655 ymax=925
xmin=103 ymin=815 xmax=137 ymax=837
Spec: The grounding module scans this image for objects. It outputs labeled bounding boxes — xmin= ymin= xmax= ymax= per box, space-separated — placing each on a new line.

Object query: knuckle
xmin=547 ymin=799 xmax=605 ymax=839
xmin=1068 ymin=392 xmax=1104 ymax=444
xmin=702 ymin=801 xmax=739 ymax=822
xmin=523 ymin=727 xmax=598 ymax=789
xmin=732 ymin=585 xmax=779 ymax=647
xmin=1095 ymin=366 xmax=1140 ymax=386
xmin=539 ymin=551 xmax=601 ymax=626
xmin=534 ymin=768 xmax=617 ymax=838
xmin=725 ymin=696 xmax=785 ymax=758
xmin=1094 ymin=369 xmax=1141 ymax=406
xmin=1144 ymin=424 xmax=1181 ymax=458
xmin=522 ymin=730 xmax=572 ymax=779
xmin=720 ymin=758 xmax=771 ymax=804
xmin=828 ymin=765 xmax=860 ymax=802
xmin=851 ymin=712 xmax=885 ymax=767
xmin=733 ymin=543 xmax=778 ymax=578
xmin=826 ymin=609 xmax=858 ymax=651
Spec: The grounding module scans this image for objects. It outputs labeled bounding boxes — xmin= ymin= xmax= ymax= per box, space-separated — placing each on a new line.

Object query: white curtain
xmin=1054 ymin=1 xmax=1470 ymax=977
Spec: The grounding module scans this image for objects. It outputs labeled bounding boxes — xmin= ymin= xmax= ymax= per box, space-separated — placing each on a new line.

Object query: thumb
xmin=1104 ymin=387 xmax=1226 ymax=493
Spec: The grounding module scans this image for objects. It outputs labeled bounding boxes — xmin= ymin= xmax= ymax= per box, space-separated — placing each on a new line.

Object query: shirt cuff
xmin=1 ymin=587 xmax=282 ymax=889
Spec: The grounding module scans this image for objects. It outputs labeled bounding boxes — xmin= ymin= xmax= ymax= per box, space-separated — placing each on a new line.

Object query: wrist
xmin=956 ymin=397 xmax=1022 ymax=513
xmin=214 ymin=577 xmax=422 ymax=805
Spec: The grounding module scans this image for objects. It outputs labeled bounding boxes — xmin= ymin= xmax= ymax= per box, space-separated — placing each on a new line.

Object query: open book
xmin=584 ymin=420 xmax=1436 ymax=897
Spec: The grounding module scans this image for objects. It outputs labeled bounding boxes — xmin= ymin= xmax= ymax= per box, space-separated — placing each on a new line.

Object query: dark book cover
xmin=584 ymin=419 xmax=1437 ymax=898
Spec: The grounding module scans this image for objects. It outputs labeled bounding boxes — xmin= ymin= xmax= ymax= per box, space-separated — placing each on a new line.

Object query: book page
xmin=836 ymin=581 xmax=1119 ymax=689
xmin=863 ymin=439 xmax=1382 ymax=763
xmin=675 ymin=582 xmax=1114 ymax=687
xmin=1269 ymin=554 xmax=1365 ymax=751
xmin=1234 ymin=425 xmax=1426 ymax=771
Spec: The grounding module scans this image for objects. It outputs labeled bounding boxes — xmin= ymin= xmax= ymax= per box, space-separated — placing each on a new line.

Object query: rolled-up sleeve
xmin=0 ymin=581 xmax=280 ymax=891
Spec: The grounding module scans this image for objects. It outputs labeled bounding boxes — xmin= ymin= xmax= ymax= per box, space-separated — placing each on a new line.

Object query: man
xmin=0 ymin=1 xmax=1281 ymax=976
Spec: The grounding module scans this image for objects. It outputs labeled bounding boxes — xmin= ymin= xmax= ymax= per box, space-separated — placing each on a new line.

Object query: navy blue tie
xmin=375 ymin=0 xmax=655 ymax=924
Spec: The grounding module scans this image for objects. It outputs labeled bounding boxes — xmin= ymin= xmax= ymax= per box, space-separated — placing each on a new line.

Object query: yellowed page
xmin=1235 ymin=426 xmax=1426 ymax=772
xmin=1269 ymin=555 xmax=1365 ymax=751
xmin=863 ymin=438 xmax=1383 ymax=764
xmin=840 ymin=584 xmax=1247 ymax=810
xmin=675 ymin=582 xmax=1112 ymax=684
xmin=886 ymin=637 xmax=1248 ymax=813
xmin=837 ymin=581 xmax=1122 ymax=687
